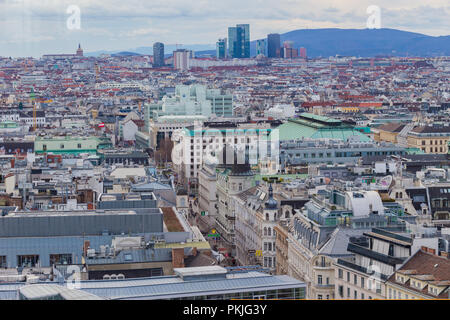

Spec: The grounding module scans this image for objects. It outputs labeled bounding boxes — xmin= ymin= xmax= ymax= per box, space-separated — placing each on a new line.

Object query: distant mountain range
xmin=86 ymin=28 xmax=450 ymax=58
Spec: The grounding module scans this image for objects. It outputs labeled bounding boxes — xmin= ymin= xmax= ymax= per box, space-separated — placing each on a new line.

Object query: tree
xmin=154 ymin=137 xmax=173 ymax=166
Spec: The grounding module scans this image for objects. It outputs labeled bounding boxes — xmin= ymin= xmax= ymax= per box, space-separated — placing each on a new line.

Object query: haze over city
xmin=0 ymin=0 xmax=449 ymax=57
xmin=0 ymin=0 xmax=449 ymax=311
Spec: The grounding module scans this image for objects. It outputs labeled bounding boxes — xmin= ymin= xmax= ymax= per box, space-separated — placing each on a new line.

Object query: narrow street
xmin=188 ymin=198 xmax=235 ymax=267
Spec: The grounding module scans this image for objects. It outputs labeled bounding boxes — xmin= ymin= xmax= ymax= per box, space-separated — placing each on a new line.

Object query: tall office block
xmin=228 ymin=27 xmax=238 ymax=58
xmin=173 ymin=49 xmax=193 ymax=71
xmin=153 ymin=42 xmax=165 ymax=67
xmin=237 ymin=24 xmax=250 ymax=58
xmin=267 ymin=33 xmax=281 ymax=58
xmin=228 ymin=24 xmax=250 ymax=58
xmin=256 ymin=39 xmax=266 ymax=56
xmin=216 ymin=38 xmax=227 ymax=59
xmin=300 ymin=47 xmax=307 ymax=58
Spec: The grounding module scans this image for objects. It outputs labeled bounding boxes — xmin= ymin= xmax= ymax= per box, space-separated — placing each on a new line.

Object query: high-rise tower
xmin=267 ymin=34 xmax=280 ymax=58
xmin=228 ymin=24 xmax=250 ymax=58
xmin=153 ymin=42 xmax=165 ymax=67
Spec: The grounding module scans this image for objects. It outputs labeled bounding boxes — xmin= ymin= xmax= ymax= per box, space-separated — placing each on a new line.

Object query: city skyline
xmin=0 ymin=0 xmax=448 ymax=57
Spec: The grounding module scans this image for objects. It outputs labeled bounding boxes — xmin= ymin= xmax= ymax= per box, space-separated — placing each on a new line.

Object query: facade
xmin=228 ymin=24 xmax=250 ymax=58
xmin=299 ymin=47 xmax=307 ymax=59
xmin=148 ymin=115 xmax=207 ymax=149
xmin=333 ymin=228 xmax=437 ymax=300
xmin=146 ymin=85 xmax=233 ymax=120
xmin=267 ymin=34 xmax=281 ymax=58
xmin=173 ymin=49 xmax=193 ymax=71
xmin=280 ymin=139 xmax=406 ymax=167
xmin=274 ymin=221 xmax=289 ymax=275
xmin=216 ymin=38 xmax=227 ymax=59
xmin=0 ymin=206 xmax=163 ymax=269
xmin=386 ymin=248 xmax=450 ymax=299
xmin=198 ymin=162 xmax=218 ymax=219
xmin=34 ymin=136 xmax=112 ymax=155
xmin=215 ymin=161 xmax=255 ymax=253
xmin=153 ymin=42 xmax=165 ymax=67
xmin=407 ymin=125 xmax=450 ymax=154
xmin=256 ymin=39 xmax=267 ymax=56
xmin=171 ymin=122 xmax=271 ymax=189
xmin=282 ymin=41 xmax=298 ymax=59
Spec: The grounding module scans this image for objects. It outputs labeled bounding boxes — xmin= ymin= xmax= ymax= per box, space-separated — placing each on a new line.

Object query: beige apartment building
xmin=407 ymin=125 xmax=450 ymax=154
xmin=385 ymin=248 xmax=450 ymax=300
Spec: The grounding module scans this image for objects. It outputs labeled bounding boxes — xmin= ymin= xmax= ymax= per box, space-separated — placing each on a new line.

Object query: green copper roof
xmin=299 ymin=112 xmax=341 ymax=124
xmin=272 ymin=116 xmax=371 ymax=142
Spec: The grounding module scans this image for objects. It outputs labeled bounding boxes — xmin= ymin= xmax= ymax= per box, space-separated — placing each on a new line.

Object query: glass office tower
xmin=237 ymin=24 xmax=250 ymax=58
xmin=228 ymin=24 xmax=250 ymax=58
xmin=216 ymin=38 xmax=227 ymax=59
xmin=256 ymin=39 xmax=267 ymax=56
xmin=153 ymin=42 xmax=165 ymax=67
xmin=267 ymin=33 xmax=281 ymax=58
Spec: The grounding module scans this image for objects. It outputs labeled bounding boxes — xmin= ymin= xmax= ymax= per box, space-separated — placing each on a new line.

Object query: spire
xmin=265 ymin=183 xmax=277 ymax=209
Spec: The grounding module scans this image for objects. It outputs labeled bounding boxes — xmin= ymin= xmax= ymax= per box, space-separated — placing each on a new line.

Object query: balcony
xmin=336 ymin=259 xmax=389 ymax=281
xmin=314 ymin=261 xmax=332 ymax=268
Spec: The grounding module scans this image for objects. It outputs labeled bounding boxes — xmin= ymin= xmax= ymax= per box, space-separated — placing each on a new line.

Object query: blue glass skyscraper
xmin=228 ymin=24 xmax=250 ymax=58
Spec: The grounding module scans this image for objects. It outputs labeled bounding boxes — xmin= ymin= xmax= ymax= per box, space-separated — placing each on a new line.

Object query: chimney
xmin=10 ymin=158 xmax=15 ymax=168
xmin=440 ymin=251 xmax=448 ymax=259
xmin=172 ymin=248 xmax=185 ymax=269
xmin=192 ymin=247 xmax=198 ymax=257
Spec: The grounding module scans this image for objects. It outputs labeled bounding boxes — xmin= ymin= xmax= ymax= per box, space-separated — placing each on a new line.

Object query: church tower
xmin=76 ymin=44 xmax=83 ymax=56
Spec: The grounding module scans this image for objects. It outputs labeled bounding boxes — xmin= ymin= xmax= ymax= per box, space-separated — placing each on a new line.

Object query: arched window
xmin=285 ymin=210 xmax=290 ymax=219
xmin=263 ymin=227 xmax=267 ymax=236
xmin=266 ymin=213 xmax=270 ymax=221
xmin=268 ymin=228 xmax=272 ymax=236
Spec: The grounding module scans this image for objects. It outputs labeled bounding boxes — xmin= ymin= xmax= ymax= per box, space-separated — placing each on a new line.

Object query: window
xmin=43 ymin=144 xmax=47 ymax=151
xmin=347 ymin=272 xmax=350 ymax=282
xmin=77 ymin=143 xmax=82 ymax=149
xmin=318 ymin=294 xmax=323 ymax=300
xmin=60 ymin=144 xmax=64 ymax=149
xmin=388 ymin=243 xmax=394 ymax=256
xmin=17 ymin=255 xmax=40 ymax=267
xmin=318 ymin=275 xmax=323 ymax=285
xmin=354 ymin=274 xmax=357 ymax=285
xmin=361 ymin=277 xmax=364 ymax=289
xmin=347 ymin=287 xmax=350 ymax=297
xmin=49 ymin=254 xmax=72 ymax=265
xmin=0 ymin=256 xmax=6 ymax=268
xmin=338 ymin=285 xmax=344 ymax=297
xmin=354 ymin=290 xmax=357 ymax=299
xmin=338 ymin=269 xmax=343 ymax=279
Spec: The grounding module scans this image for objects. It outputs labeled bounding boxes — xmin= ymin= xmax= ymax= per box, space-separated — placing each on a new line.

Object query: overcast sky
xmin=0 ymin=0 xmax=448 ymax=57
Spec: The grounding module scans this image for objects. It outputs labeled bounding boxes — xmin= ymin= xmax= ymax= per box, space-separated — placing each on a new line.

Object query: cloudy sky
xmin=0 ymin=0 xmax=448 ymax=57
